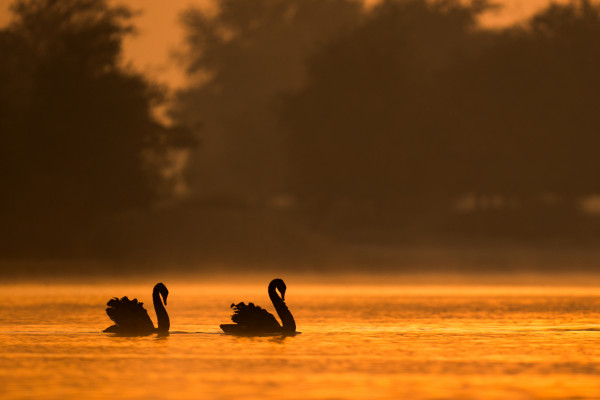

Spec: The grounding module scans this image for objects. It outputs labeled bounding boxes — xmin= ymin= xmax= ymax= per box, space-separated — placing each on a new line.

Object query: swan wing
xmin=229 ymin=302 xmax=282 ymax=332
xmin=105 ymin=296 xmax=155 ymax=333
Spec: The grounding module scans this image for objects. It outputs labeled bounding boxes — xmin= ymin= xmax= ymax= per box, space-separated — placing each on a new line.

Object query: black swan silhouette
xmin=103 ymin=283 xmax=170 ymax=335
xmin=220 ymin=278 xmax=296 ymax=335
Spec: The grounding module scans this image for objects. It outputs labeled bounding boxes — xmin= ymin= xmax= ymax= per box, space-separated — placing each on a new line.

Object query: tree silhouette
xmin=282 ymin=0 xmax=491 ymax=228
xmin=444 ymin=0 xmax=600 ymax=205
xmin=0 ymin=0 xmax=193 ymax=254
xmin=170 ymin=0 xmax=363 ymax=202
xmin=282 ymin=0 xmax=600 ymax=235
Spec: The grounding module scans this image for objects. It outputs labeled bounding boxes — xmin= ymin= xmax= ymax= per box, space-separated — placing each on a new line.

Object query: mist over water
xmin=1 ymin=280 xmax=599 ymax=400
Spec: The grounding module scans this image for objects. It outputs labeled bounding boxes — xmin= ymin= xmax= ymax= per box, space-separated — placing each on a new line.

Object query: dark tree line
xmin=3 ymin=0 xmax=599 ymax=259
xmin=278 ymin=0 xmax=600 ymax=233
xmin=170 ymin=0 xmax=364 ymax=201
xmin=0 ymin=0 xmax=193 ymax=254
xmin=283 ymin=0 xmax=491 ymax=217
xmin=444 ymin=0 xmax=600 ymax=201
xmin=169 ymin=0 xmax=600 ymax=236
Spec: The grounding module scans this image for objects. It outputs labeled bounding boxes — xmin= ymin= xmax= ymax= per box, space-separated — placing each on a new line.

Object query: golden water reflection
xmin=0 ymin=281 xmax=599 ymax=399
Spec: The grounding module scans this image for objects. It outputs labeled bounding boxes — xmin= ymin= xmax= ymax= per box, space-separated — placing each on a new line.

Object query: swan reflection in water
xmin=103 ymin=283 xmax=170 ymax=336
xmin=221 ymin=278 xmax=297 ymax=336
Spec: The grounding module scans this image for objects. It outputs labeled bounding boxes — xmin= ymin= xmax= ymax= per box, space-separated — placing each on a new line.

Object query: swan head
xmin=270 ymin=278 xmax=287 ymax=301
xmin=154 ymin=282 xmax=169 ymax=305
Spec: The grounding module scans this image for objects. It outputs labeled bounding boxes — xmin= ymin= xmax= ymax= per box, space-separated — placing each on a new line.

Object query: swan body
xmin=220 ymin=278 xmax=297 ymax=335
xmin=104 ymin=283 xmax=170 ymax=335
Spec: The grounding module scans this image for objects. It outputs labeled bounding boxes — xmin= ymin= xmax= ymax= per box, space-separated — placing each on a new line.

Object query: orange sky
xmin=0 ymin=0 xmax=561 ymax=89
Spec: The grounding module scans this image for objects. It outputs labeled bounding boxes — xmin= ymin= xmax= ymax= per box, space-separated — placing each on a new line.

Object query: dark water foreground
xmin=0 ymin=281 xmax=599 ymax=399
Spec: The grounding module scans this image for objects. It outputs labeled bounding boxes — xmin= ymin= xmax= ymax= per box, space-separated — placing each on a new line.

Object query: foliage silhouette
xmin=3 ymin=0 xmax=600 ymax=263
xmin=0 ymin=0 xmax=193 ymax=255
xmin=444 ymin=0 xmax=600 ymax=201
xmin=282 ymin=0 xmax=491 ymax=228
xmin=281 ymin=0 xmax=600 ymax=235
xmin=170 ymin=0 xmax=363 ymax=201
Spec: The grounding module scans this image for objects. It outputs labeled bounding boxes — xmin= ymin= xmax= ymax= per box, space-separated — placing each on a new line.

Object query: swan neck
xmin=269 ymin=283 xmax=296 ymax=333
xmin=153 ymin=287 xmax=170 ymax=333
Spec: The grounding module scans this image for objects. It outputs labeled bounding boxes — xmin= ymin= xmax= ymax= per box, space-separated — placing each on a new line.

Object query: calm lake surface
xmin=1 ymin=279 xmax=599 ymax=399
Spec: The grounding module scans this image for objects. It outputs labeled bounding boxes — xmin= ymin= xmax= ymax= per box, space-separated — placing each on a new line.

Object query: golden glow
xmin=1 ymin=281 xmax=599 ymax=399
